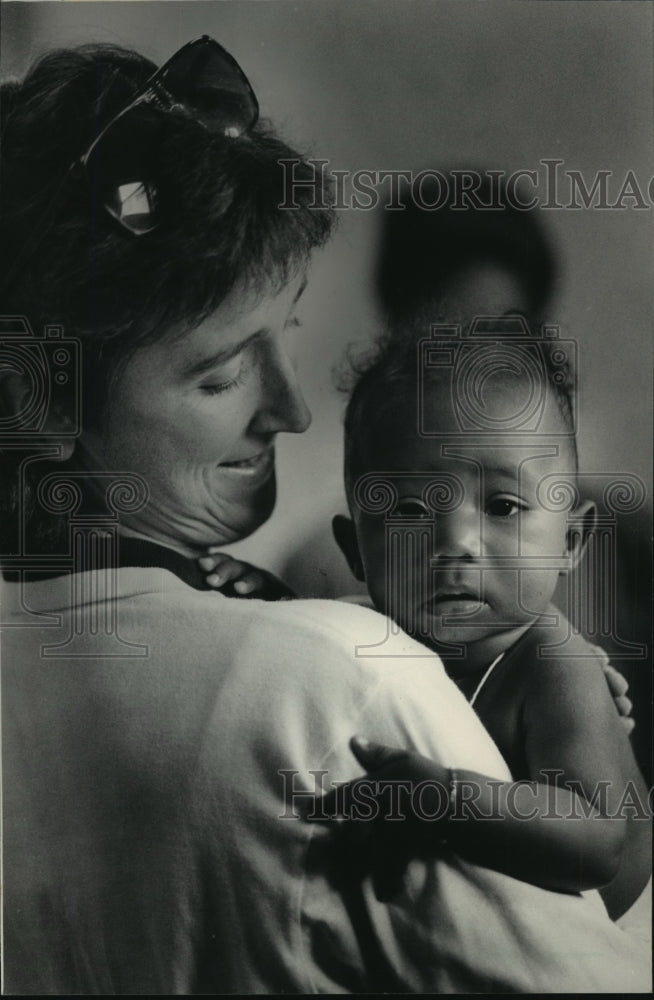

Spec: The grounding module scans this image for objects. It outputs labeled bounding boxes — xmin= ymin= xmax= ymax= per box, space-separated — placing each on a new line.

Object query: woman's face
xmin=82 ymin=273 xmax=311 ymax=553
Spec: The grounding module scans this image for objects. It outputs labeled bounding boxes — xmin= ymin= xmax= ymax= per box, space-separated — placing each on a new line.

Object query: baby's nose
xmin=432 ymin=507 xmax=482 ymax=560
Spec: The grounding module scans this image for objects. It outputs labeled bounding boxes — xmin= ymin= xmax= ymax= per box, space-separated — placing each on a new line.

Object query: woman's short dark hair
xmin=2 ymin=42 xmax=333 ymax=355
xmin=0 ymin=42 xmax=334 ymax=556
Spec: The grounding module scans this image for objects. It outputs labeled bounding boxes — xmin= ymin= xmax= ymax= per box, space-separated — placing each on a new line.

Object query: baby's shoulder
xmin=512 ymin=616 xmax=618 ymax=730
xmin=516 ymin=612 xmax=608 ymax=669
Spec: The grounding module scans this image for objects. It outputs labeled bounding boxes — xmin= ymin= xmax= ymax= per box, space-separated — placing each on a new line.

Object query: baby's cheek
xmin=515 ymin=567 xmax=562 ymax=616
xmin=363 ymin=553 xmax=392 ymax=607
xmin=521 ymin=512 xmax=568 ymax=555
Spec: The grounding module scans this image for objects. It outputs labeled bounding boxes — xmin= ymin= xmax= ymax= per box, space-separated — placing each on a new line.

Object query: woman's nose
xmin=433 ymin=507 xmax=481 ymax=560
xmin=252 ymin=346 xmax=312 ymax=435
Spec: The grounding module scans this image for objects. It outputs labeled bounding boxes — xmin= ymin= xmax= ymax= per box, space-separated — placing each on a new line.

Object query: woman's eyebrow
xmin=180 ymin=280 xmax=305 ymax=381
xmin=181 ymin=331 xmax=265 ymax=380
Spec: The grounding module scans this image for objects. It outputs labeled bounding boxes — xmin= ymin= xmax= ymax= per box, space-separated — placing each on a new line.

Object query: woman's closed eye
xmin=200 ymin=358 xmax=247 ymax=395
xmin=199 ymin=316 xmax=301 ymax=396
xmin=485 ymin=495 xmax=527 ymax=518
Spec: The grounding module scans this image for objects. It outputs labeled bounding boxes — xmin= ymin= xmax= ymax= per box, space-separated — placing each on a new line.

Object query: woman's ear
xmin=332 ymin=514 xmax=365 ymax=582
xmin=563 ymin=500 xmax=597 ymax=572
xmin=0 ymin=368 xmax=76 ymax=460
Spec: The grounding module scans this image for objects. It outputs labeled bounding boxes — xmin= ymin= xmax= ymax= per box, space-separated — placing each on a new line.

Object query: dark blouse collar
xmin=110 ymin=537 xmax=210 ymax=590
xmin=2 ymin=537 xmax=210 ymax=591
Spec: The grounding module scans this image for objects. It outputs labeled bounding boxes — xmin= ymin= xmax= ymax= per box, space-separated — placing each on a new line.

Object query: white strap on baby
xmin=469 ymin=652 xmax=505 ymax=707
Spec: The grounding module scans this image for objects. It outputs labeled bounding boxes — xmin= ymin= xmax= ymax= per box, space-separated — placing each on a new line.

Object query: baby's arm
xmin=520 ymin=653 xmax=650 ymax=917
xmin=314 ymin=661 xmax=650 ymax=912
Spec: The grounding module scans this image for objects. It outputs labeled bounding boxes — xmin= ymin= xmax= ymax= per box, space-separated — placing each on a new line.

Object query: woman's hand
xmin=198 ymin=550 xmax=296 ymax=600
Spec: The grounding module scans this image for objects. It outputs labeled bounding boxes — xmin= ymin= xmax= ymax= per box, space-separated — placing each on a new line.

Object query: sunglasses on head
xmin=75 ymin=35 xmax=259 ymax=235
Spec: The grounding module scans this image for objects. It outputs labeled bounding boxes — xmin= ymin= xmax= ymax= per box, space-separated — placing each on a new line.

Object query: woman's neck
xmin=117 ymin=524 xmax=200 ymax=560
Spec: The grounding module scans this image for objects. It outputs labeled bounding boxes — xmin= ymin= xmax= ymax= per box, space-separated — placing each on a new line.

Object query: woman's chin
xmin=209 ymin=476 xmax=277 ymax=544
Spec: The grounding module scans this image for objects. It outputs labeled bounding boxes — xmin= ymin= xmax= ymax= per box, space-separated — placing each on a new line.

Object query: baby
xmin=199 ymin=319 xmax=649 ymax=922
xmin=326 ymin=321 xmax=650 ymax=921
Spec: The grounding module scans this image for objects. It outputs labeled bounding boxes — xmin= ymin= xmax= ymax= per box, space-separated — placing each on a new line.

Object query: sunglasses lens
xmin=105 ymin=181 xmax=157 ymax=235
xmin=80 ymin=37 xmax=259 ymax=234
xmin=85 ymin=108 xmax=162 ymax=234
xmin=159 ymin=38 xmax=259 ymax=136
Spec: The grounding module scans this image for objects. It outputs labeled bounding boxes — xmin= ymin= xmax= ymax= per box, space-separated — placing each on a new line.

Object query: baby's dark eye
xmin=485 ymin=497 xmax=525 ymax=518
xmin=394 ymin=497 xmax=431 ymax=519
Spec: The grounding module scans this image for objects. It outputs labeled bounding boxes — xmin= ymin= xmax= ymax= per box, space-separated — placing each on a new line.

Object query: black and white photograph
xmin=0 ymin=0 xmax=652 ymax=993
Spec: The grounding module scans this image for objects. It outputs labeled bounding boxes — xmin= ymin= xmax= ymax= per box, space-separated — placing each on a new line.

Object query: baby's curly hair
xmin=342 ymin=314 xmax=578 ymax=499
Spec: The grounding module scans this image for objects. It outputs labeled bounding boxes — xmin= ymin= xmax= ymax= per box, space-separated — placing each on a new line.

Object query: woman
xmin=1 ymin=40 xmax=649 ymax=996
xmin=0 ymin=38 xmax=331 ymax=571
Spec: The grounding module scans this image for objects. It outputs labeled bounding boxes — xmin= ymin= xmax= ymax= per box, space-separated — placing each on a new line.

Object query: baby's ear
xmin=563 ymin=499 xmax=597 ymax=571
xmin=332 ymin=514 xmax=365 ymax=582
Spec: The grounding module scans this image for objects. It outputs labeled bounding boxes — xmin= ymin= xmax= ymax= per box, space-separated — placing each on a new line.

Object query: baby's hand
xmin=601 ymin=660 xmax=635 ymax=735
xmin=591 ymin=644 xmax=634 ymax=734
xmin=198 ymin=549 xmax=296 ymax=601
xmin=304 ymin=736 xmax=450 ymax=900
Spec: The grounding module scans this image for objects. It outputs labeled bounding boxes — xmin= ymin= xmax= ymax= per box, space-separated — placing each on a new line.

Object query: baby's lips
xmin=426 ymin=587 xmax=484 ymax=606
xmin=433 ymin=591 xmax=479 ymax=601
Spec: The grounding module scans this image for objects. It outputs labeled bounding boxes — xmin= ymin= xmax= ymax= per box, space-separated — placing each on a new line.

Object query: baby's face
xmin=350 ymin=375 xmax=579 ymax=668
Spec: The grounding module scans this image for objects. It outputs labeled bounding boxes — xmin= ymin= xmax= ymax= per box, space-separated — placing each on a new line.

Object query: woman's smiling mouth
xmin=218 ymin=448 xmax=275 ymax=481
